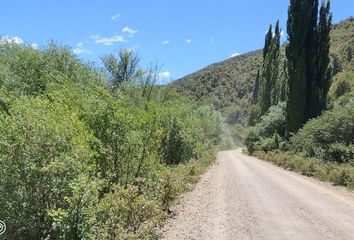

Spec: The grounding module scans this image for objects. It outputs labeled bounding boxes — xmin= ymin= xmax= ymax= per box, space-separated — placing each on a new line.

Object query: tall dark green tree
xmin=312 ymin=0 xmax=332 ymax=117
xmin=279 ymin=58 xmax=288 ymax=102
xmin=259 ymin=21 xmax=281 ymax=115
xmin=263 ymin=25 xmax=273 ymax=59
xmin=271 ymin=20 xmax=281 ymax=105
xmin=252 ymin=70 xmax=260 ymax=104
xmin=286 ymin=0 xmax=320 ymax=133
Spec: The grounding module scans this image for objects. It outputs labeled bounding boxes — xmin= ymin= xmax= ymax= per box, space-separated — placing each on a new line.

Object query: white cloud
xmin=73 ymin=42 xmax=91 ymax=54
xmin=0 ymin=35 xmax=24 ymax=45
xmin=92 ymin=34 xmax=126 ymax=45
xmin=280 ymin=30 xmax=285 ymax=37
xmin=158 ymin=71 xmax=171 ymax=79
xmin=185 ymin=39 xmax=192 ymax=43
xmin=162 ymin=40 xmax=169 ymax=45
xmin=122 ymin=27 xmax=138 ymax=34
xmin=230 ymin=53 xmax=240 ymax=58
xmin=111 ymin=14 xmax=121 ymax=22
xmin=31 ymin=43 xmax=38 ymax=49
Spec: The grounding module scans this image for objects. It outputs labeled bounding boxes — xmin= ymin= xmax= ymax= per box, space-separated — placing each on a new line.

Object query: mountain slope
xmin=172 ymin=18 xmax=354 ymax=125
xmin=172 ymin=50 xmax=262 ymax=125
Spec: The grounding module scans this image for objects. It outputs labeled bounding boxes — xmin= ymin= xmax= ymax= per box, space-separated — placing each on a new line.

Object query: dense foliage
xmin=290 ymin=106 xmax=354 ymax=163
xmin=244 ymin=1 xmax=353 ymax=184
xmin=0 ymin=43 xmax=227 ymax=240
xmin=245 ymin=102 xmax=286 ymax=154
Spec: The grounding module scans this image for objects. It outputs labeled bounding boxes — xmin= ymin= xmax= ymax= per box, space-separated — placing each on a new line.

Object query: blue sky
xmin=1 ymin=0 xmax=353 ymax=82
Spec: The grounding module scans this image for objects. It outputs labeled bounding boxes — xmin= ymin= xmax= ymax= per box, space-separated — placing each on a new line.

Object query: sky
xmin=0 ymin=0 xmax=353 ymax=83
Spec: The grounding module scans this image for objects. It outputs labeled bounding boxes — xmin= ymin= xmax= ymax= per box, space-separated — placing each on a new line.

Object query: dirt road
xmin=161 ymin=149 xmax=354 ymax=240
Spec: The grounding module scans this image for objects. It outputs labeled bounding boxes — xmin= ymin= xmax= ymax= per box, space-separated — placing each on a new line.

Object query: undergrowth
xmin=254 ymin=151 xmax=354 ymax=190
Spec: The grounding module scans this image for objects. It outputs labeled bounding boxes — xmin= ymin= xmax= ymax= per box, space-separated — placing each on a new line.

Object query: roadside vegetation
xmin=0 ymin=43 xmax=230 ymax=239
xmin=243 ymin=0 xmax=354 ymax=190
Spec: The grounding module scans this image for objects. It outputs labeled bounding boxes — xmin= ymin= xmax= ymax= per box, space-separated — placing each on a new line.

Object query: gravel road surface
xmin=161 ymin=149 xmax=354 ymax=240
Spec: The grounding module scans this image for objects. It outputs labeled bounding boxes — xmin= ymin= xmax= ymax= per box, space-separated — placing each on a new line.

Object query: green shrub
xmin=245 ymin=102 xmax=286 ymax=153
xmin=248 ymin=104 xmax=262 ymax=126
xmin=161 ymin=118 xmax=193 ymax=165
xmin=290 ymin=106 xmax=354 ymax=163
xmin=0 ymin=97 xmax=94 ymax=239
xmin=329 ymin=71 xmax=354 ymax=99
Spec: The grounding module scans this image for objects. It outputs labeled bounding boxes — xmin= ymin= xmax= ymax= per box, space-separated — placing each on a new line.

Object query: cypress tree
xmin=259 ymin=21 xmax=281 ymax=115
xmin=263 ymin=25 xmax=273 ymax=59
xmin=271 ymin=20 xmax=281 ymax=105
xmin=279 ymin=58 xmax=288 ymax=102
xmin=314 ymin=0 xmax=332 ymax=116
xmin=286 ymin=0 xmax=319 ymax=133
xmin=304 ymin=0 xmax=319 ymax=124
xmin=252 ymin=70 xmax=260 ymax=104
xmin=286 ymin=0 xmax=332 ymax=133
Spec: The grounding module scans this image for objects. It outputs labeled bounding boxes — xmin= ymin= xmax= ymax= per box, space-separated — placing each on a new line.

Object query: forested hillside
xmin=173 ymin=18 xmax=354 ymax=125
xmin=173 ymin=51 xmax=262 ymax=125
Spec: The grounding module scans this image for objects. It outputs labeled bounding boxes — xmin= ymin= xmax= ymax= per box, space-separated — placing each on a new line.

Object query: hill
xmin=172 ymin=18 xmax=354 ymax=125
xmin=172 ymin=50 xmax=262 ymax=125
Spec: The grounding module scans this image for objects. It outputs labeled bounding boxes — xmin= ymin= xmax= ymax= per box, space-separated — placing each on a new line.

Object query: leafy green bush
xmin=248 ymin=104 xmax=262 ymax=126
xmin=290 ymin=106 xmax=354 ymax=162
xmin=0 ymin=97 xmax=94 ymax=239
xmin=245 ymin=102 xmax=286 ymax=153
xmin=328 ymin=71 xmax=354 ymax=106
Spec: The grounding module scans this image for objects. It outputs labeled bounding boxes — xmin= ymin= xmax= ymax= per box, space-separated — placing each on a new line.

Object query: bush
xmin=245 ymin=102 xmax=286 ymax=153
xmin=0 ymin=97 xmax=94 ymax=239
xmin=248 ymin=104 xmax=262 ymax=126
xmin=290 ymin=106 xmax=354 ymax=162
xmin=161 ymin=118 xmax=193 ymax=165
xmin=329 ymin=71 xmax=354 ymax=99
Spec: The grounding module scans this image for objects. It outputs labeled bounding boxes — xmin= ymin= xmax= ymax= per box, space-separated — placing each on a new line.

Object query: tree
xmin=347 ymin=47 xmax=353 ymax=62
xmin=252 ymin=70 xmax=260 ymax=104
xmin=271 ymin=20 xmax=281 ymax=105
xmin=278 ymin=57 xmax=288 ymax=102
xmin=263 ymin=25 xmax=273 ymax=59
xmin=311 ymin=0 xmax=332 ymax=117
xmin=140 ymin=63 xmax=161 ymax=101
xmin=332 ymin=55 xmax=342 ymax=75
xmin=259 ymin=20 xmax=281 ymax=115
xmin=102 ymin=49 xmax=140 ymax=87
xmin=286 ymin=0 xmax=324 ymax=133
